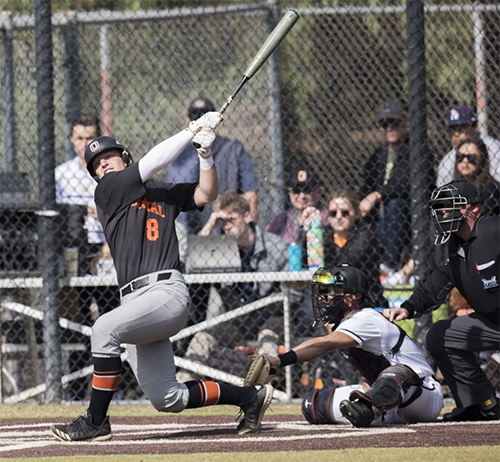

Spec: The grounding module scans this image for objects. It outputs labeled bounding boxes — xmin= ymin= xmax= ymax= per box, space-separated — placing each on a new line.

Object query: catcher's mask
xmin=430 ymin=181 xmax=483 ymax=245
xmin=85 ymin=136 xmax=133 ymax=181
xmin=311 ymin=265 xmax=370 ymax=330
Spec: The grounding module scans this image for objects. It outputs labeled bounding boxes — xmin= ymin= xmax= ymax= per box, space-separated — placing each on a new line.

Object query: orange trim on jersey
xmin=92 ymin=373 xmax=121 ymax=391
xmin=198 ymin=380 xmax=220 ymax=406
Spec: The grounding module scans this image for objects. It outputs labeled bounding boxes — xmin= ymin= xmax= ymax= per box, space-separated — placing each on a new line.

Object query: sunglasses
xmin=456 ymin=154 xmax=479 ymax=165
xmin=290 ymin=186 xmax=313 ymax=194
xmin=447 ymin=125 xmax=471 ymax=134
xmin=379 ymin=119 xmax=401 ymax=129
xmin=328 ymin=209 xmax=351 ymax=218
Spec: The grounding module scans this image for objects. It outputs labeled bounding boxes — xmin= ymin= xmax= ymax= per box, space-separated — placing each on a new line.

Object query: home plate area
xmin=0 ymin=415 xmax=498 ymax=458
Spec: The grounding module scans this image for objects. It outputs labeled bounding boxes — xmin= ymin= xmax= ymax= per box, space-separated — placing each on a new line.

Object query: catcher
xmin=244 ymin=265 xmax=443 ymax=427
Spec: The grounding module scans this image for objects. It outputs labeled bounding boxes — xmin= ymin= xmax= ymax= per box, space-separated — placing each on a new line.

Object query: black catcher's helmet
xmin=430 ymin=180 xmax=483 ymax=245
xmin=85 ymin=136 xmax=133 ymax=180
xmin=311 ymin=265 xmax=370 ymax=329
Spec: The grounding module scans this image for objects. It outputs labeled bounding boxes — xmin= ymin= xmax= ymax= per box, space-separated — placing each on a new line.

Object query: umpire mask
xmin=430 ymin=182 xmax=482 ymax=245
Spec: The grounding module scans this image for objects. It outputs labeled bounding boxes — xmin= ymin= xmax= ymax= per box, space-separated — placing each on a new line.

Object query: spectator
xmin=358 ymin=99 xmax=411 ymax=277
xmin=437 ymin=105 xmax=500 ymax=187
xmin=266 ymin=166 xmax=328 ymax=249
xmin=322 ymin=189 xmax=388 ymax=307
xmin=166 ymin=98 xmax=259 ymax=343
xmin=55 ymin=115 xmax=106 ymax=275
xmin=178 ymin=192 xmax=288 ymax=382
xmin=453 ymin=134 xmax=500 ymax=215
xmin=166 ymin=97 xmax=259 ymax=234
xmin=266 ymin=166 xmax=329 ymax=339
xmin=384 ymin=180 xmax=500 ymax=422
xmin=265 ymin=265 xmax=443 ymax=427
xmin=54 ymin=115 xmax=120 ymax=401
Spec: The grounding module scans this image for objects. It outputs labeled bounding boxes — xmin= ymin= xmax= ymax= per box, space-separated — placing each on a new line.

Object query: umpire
xmin=385 ymin=180 xmax=499 ymax=422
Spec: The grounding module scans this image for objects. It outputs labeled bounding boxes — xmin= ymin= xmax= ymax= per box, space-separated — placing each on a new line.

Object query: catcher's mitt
xmin=244 ymin=354 xmax=274 ymax=386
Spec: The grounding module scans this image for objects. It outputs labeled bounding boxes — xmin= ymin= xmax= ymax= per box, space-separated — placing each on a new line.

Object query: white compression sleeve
xmin=138 ymin=128 xmax=193 ymax=182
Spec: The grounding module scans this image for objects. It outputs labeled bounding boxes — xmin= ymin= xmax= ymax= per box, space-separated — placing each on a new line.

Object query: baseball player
xmin=385 ymin=180 xmax=500 ymax=422
xmin=265 ymin=265 xmax=443 ymax=427
xmin=51 ymin=112 xmax=273 ymax=442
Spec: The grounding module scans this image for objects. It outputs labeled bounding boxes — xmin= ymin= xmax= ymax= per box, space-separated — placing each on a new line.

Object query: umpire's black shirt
xmin=402 ymin=214 xmax=500 ymax=324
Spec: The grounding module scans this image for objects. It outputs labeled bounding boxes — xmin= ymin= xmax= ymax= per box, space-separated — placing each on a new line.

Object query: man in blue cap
xmin=437 ymin=105 xmax=500 ymax=186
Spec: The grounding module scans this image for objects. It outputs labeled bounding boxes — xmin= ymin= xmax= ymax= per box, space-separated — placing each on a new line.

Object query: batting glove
xmin=192 ymin=127 xmax=216 ymax=158
xmin=188 ymin=111 xmax=223 ymax=134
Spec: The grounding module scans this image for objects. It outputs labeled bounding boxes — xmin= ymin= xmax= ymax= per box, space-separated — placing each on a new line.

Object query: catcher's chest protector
xmin=341 ymin=310 xmax=406 ymax=384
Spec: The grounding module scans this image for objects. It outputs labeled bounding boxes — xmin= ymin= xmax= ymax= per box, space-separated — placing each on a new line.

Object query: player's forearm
xmin=194 ymin=163 xmax=218 ymax=207
xmin=138 ymin=129 xmax=193 ymax=182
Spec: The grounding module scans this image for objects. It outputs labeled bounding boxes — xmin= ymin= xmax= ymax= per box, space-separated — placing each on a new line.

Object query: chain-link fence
xmin=0 ymin=1 xmax=499 ymax=404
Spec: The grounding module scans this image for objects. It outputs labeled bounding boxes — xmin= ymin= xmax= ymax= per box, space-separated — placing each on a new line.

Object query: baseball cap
xmin=446 ymin=106 xmax=477 ymax=126
xmin=446 ymin=180 xmax=483 ymax=204
xmin=187 ymin=97 xmax=215 ymax=121
xmin=289 ymin=167 xmax=321 ymax=192
xmin=376 ymin=99 xmax=406 ymax=123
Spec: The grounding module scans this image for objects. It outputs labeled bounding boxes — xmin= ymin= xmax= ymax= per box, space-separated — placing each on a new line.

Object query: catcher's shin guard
xmin=301 ymin=388 xmax=336 ymax=424
xmin=349 ymin=364 xmax=423 ymax=416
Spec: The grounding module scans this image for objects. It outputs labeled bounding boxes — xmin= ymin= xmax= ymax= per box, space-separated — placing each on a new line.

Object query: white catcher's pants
xmin=329 ymin=375 xmax=443 ymax=424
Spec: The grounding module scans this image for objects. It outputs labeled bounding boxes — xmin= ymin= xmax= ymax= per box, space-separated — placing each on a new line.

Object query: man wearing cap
xmin=384 ymin=180 xmax=500 ymax=422
xmin=166 ymin=97 xmax=259 ymax=235
xmin=358 ymin=99 xmax=411 ymax=275
xmin=266 ymin=167 xmax=330 ymax=338
xmin=437 ymin=105 xmax=500 ymax=186
xmin=166 ymin=98 xmax=260 ymax=353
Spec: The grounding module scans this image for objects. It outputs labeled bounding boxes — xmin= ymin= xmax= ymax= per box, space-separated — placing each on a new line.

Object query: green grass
xmin=7 ymin=447 xmax=500 ymax=462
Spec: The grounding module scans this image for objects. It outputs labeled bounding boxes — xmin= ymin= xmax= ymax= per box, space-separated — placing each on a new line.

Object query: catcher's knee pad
xmin=301 ymin=388 xmax=336 ymax=424
xmin=350 ymin=364 xmax=422 ymax=414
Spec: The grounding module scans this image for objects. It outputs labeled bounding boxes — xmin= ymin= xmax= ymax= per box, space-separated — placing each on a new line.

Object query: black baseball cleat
xmin=237 ymin=384 xmax=274 ymax=435
xmin=51 ymin=410 xmax=112 ymax=442
xmin=443 ymin=397 xmax=499 ymax=422
xmin=442 ymin=406 xmax=479 ymax=422
xmin=479 ymin=396 xmax=500 ymax=420
xmin=339 ymin=398 xmax=374 ymax=428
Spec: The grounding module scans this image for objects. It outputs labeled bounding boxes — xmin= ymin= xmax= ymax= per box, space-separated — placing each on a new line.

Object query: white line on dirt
xmin=0 ymin=421 xmax=416 ymax=453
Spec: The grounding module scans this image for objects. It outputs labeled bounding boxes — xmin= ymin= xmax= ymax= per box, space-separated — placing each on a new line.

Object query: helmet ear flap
xmin=121 ymin=151 xmax=133 ymax=165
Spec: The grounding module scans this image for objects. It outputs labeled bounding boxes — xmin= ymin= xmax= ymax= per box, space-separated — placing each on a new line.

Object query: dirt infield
xmin=1 ymin=414 xmax=499 ymax=459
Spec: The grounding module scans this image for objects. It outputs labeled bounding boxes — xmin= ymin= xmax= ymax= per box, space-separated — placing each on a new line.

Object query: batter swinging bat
xmin=218 ymin=9 xmax=300 ymax=116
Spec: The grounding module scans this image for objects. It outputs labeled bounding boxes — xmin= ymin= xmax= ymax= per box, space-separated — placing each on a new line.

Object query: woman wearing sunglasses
xmin=454 ymin=135 xmax=500 ymax=215
xmin=322 ymin=189 xmax=388 ymax=308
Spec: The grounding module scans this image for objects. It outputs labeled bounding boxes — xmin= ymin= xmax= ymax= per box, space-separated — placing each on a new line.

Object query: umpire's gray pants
xmin=426 ymin=312 xmax=500 ymax=408
xmin=91 ymin=270 xmax=191 ymax=413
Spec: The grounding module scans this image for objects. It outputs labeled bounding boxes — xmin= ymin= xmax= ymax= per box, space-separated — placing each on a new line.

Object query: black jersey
xmin=402 ymin=214 xmax=500 ymax=323
xmin=94 ymin=163 xmax=199 ymax=287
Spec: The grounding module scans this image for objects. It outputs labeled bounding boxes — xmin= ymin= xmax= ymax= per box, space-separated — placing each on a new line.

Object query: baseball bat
xmin=218 ymin=9 xmax=300 ymax=115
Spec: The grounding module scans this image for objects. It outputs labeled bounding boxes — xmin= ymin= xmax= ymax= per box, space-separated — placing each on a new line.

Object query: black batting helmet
xmin=85 ymin=136 xmax=133 ymax=180
xmin=301 ymin=388 xmax=336 ymax=425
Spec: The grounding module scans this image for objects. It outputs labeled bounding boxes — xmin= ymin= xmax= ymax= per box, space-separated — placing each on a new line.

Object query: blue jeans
xmin=375 ymin=198 xmax=410 ymax=271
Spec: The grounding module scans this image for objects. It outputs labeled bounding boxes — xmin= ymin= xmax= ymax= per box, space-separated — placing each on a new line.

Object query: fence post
xmin=2 ymin=15 xmax=16 ymax=171
xmin=406 ymin=0 xmax=434 ymax=364
xmin=266 ymin=1 xmax=285 ymax=216
xmin=62 ymin=14 xmax=81 ymax=161
xmin=35 ymin=0 xmax=62 ymax=403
